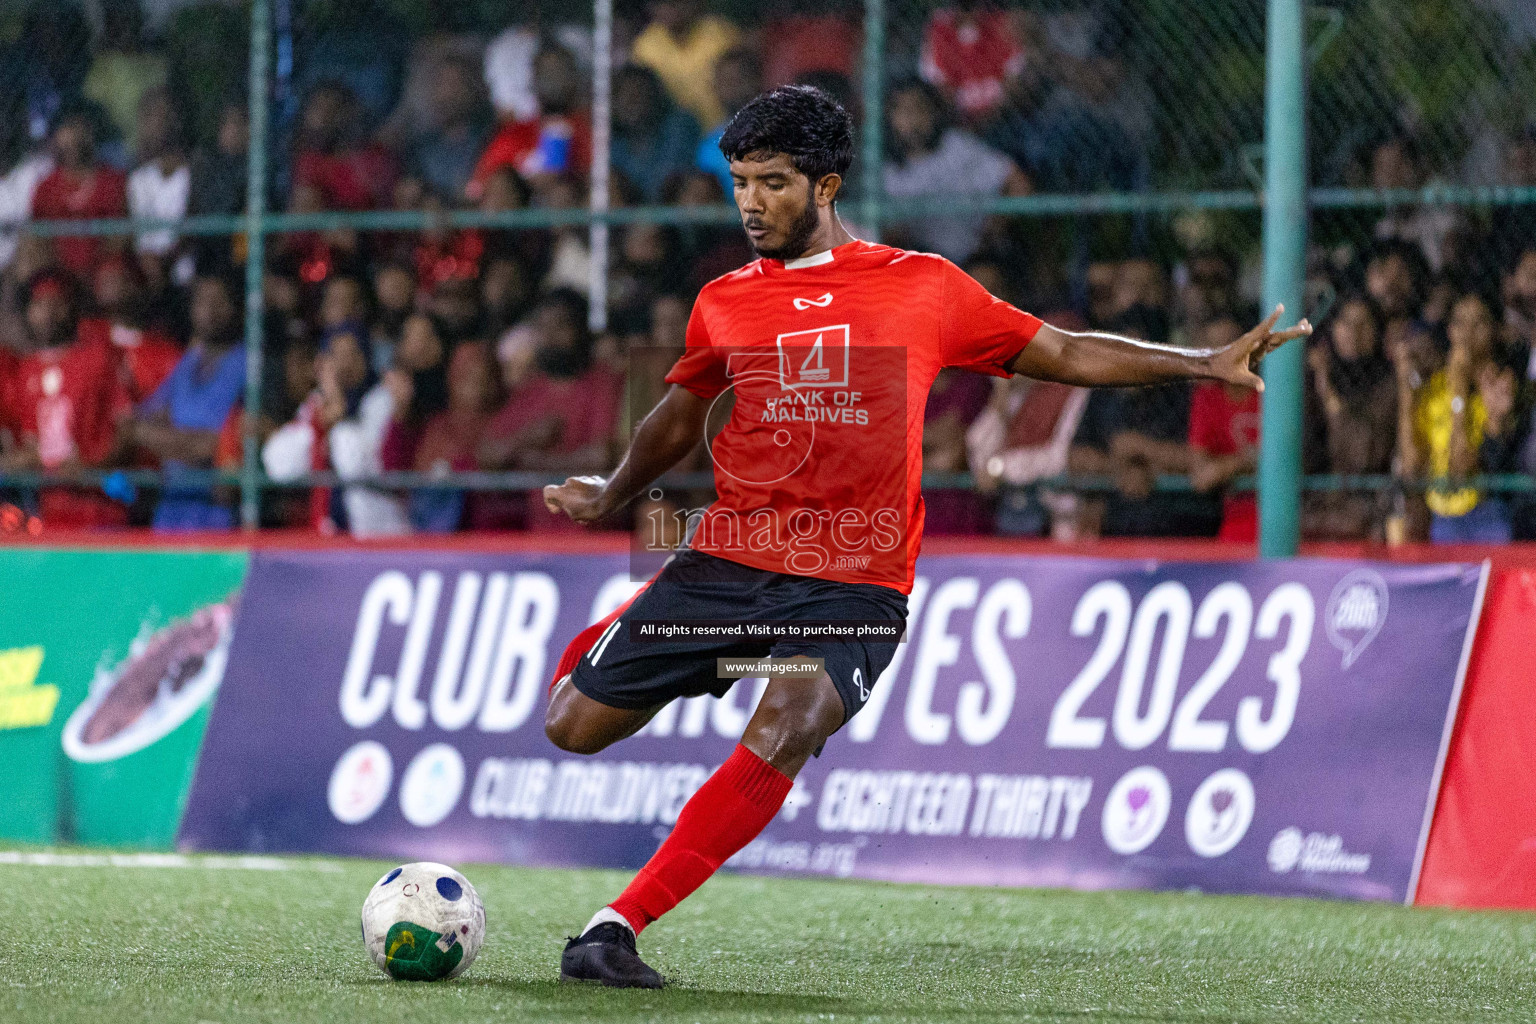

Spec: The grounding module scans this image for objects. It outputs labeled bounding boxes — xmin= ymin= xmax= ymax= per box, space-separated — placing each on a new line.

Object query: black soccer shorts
xmin=568 ymin=547 xmax=908 ymax=728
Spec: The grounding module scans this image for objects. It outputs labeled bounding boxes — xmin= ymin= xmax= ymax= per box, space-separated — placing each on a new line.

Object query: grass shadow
xmin=345 ymin=974 xmax=859 ymax=1015
xmin=348 ymin=975 xmax=1268 ymax=1024
xmin=467 ymin=975 xmax=858 ymax=1009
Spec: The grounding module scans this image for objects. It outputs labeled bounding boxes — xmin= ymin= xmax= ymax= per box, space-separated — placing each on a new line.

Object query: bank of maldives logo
xmin=1101 ymin=766 xmax=1171 ymax=855
xmin=1324 ymin=569 xmax=1388 ymax=669
xmin=1184 ymin=768 xmax=1255 ymax=858
xmin=776 ymin=325 xmax=850 ymax=388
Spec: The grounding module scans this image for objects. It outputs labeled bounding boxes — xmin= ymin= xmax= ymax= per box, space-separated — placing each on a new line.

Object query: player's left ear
xmin=815 ymin=173 xmax=842 ymax=208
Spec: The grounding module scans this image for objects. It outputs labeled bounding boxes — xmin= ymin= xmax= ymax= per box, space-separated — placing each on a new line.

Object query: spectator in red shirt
xmin=922 ymin=367 xmax=992 ymax=534
xmin=1188 ymin=313 xmax=1262 ymax=543
xmin=413 ymin=339 xmax=479 ymax=464
xmin=468 ymin=43 xmax=592 ymax=199
xmin=85 ymin=256 xmax=181 ymax=406
xmin=920 ymin=0 xmax=1026 ymax=120
xmin=763 ymin=0 xmax=861 ymax=89
xmin=475 ymin=289 xmax=622 ymax=531
xmin=408 ymin=340 xmax=502 ymax=533
xmin=0 ymin=334 xmax=16 ymax=466
xmin=291 ymin=81 xmax=397 ymax=211
xmin=0 ymin=269 xmax=130 ymax=527
xmin=30 ymin=110 xmax=128 ymax=278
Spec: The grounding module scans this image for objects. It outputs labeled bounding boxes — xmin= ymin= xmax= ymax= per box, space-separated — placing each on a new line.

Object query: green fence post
xmin=241 ymin=0 xmax=271 ymax=530
xmin=589 ymin=0 xmax=612 ymax=333
xmin=859 ymin=0 xmax=885 ymax=240
xmin=1259 ymin=0 xmax=1307 ymax=558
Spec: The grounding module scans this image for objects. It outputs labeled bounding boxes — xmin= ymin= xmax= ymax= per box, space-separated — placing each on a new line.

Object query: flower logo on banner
xmin=1101 ymin=766 xmax=1171 ymax=855
xmin=328 ymin=740 xmax=393 ymax=825
xmin=1184 ymin=768 xmax=1256 ymax=858
xmin=1324 ymin=569 xmax=1389 ymax=669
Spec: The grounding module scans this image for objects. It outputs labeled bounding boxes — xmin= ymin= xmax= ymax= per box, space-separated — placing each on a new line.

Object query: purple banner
xmin=179 ymin=550 xmax=1485 ymax=903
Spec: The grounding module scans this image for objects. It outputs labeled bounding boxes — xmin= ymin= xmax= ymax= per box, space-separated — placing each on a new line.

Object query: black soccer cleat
xmin=560 ymin=922 xmax=664 ymax=989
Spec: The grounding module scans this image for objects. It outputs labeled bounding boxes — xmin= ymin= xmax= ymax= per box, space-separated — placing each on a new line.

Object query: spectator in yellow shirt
xmin=631 ymin=0 xmax=743 ymax=129
xmin=1397 ymin=291 xmax=1520 ymax=543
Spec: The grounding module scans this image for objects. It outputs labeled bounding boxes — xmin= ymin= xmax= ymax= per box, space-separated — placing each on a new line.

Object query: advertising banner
xmin=0 ymin=548 xmax=248 ymax=846
xmin=1416 ymin=567 xmax=1536 ymax=909
xmin=180 ymin=550 xmax=1485 ymax=903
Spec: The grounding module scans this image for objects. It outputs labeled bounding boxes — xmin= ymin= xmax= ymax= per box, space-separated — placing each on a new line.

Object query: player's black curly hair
xmin=718 ymin=85 xmax=855 ymax=185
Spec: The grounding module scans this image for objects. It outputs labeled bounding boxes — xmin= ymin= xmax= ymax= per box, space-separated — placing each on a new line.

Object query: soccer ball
xmin=361 ymin=862 xmax=485 ymax=980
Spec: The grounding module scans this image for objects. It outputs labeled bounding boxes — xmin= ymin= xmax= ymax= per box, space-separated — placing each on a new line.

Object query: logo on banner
xmin=399 ymin=743 xmax=466 ymax=828
xmin=1267 ymin=828 xmax=1371 ymax=874
xmin=1267 ymin=828 xmax=1304 ymax=872
xmin=1325 ymin=569 xmax=1389 ymax=669
xmin=0 ymin=646 xmax=58 ymax=730
xmin=1101 ymin=766 xmax=1171 ymax=855
xmin=328 ymin=740 xmax=393 ymax=824
xmin=62 ymin=601 xmax=236 ymax=761
xmin=1184 ymin=769 xmax=1255 ymax=858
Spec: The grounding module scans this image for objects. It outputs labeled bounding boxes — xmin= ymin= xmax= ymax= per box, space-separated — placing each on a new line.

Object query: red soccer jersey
xmin=664 ymin=239 xmax=1041 ymax=593
xmin=920 ymin=10 xmax=1026 ymax=118
xmin=473 ymin=363 xmax=624 ymax=533
xmin=294 ymin=145 xmax=398 ymax=211
xmin=6 ymin=337 xmax=129 ymax=468
xmin=78 ymin=318 xmax=182 ymax=404
xmin=30 ymin=166 xmax=129 ymax=276
xmin=468 ymin=112 xmax=593 ymax=198
xmin=0 ymin=345 xmax=16 ymax=447
xmin=1189 ymin=381 xmax=1261 ymax=543
xmin=4 ymin=334 xmax=132 ymax=526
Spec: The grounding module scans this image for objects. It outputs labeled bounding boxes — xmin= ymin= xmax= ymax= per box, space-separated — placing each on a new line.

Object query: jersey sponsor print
xmin=664 ymin=240 xmax=1041 ymax=592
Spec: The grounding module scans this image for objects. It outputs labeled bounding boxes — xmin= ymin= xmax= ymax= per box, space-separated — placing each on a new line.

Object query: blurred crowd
xmin=0 ymin=0 xmax=1535 ymax=544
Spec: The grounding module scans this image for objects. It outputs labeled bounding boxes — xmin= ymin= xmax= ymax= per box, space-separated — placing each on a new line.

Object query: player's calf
xmin=555 ymin=670 xmax=845 ymax=987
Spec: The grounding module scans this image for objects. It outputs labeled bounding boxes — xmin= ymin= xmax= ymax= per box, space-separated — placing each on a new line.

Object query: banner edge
xmin=1404 ymin=558 xmax=1491 ymax=906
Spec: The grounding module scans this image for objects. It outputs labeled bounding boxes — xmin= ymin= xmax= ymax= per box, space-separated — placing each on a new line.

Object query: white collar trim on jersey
xmin=782 ymin=249 xmax=835 ymax=269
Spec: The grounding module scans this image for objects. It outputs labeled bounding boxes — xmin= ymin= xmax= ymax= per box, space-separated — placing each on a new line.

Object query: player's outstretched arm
xmin=543 ymin=384 xmax=711 ymax=524
xmin=1006 ymin=304 xmax=1312 ymax=390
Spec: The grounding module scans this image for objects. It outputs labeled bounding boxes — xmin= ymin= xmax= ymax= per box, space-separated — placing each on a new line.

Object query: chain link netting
xmin=0 ymin=0 xmax=1530 ymax=541
xmin=1302 ymin=0 xmax=1536 ymax=542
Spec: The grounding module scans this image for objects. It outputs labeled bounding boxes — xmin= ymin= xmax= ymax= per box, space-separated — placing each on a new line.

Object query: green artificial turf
xmin=2 ymin=849 xmax=1533 ymax=1023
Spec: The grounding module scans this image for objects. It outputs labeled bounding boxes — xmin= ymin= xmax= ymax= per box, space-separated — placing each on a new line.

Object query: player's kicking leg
xmin=543 ymin=547 xmax=904 ymax=988
xmin=553 ymin=664 xmax=842 ymax=989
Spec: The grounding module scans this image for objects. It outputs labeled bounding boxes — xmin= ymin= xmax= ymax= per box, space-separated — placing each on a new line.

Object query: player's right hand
xmin=1212 ymin=304 xmax=1312 ymax=392
xmin=543 ymin=475 xmax=610 ymax=524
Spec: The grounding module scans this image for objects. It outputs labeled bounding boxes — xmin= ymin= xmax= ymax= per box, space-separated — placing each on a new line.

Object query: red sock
xmin=609 ymin=744 xmax=792 ymax=934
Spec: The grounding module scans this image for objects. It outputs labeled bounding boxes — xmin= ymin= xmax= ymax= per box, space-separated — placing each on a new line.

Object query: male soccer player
xmin=542 ymin=86 xmax=1310 ymax=987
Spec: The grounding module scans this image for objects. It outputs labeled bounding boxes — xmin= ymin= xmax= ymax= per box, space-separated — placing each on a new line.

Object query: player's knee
xmin=743 ymin=674 xmax=844 ymax=769
xmin=545 ymin=711 xmax=606 ymax=755
xmin=544 ymin=697 xmax=608 ymax=755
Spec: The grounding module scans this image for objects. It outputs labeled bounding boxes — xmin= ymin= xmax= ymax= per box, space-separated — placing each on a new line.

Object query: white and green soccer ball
xmin=361 ymin=862 xmax=485 ymax=980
